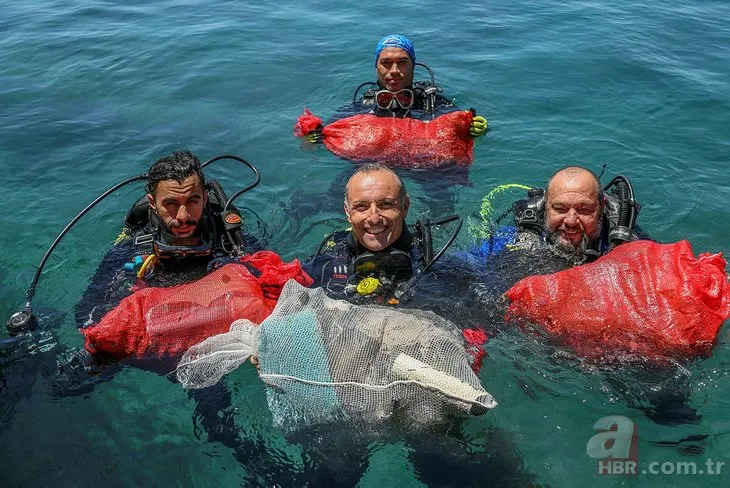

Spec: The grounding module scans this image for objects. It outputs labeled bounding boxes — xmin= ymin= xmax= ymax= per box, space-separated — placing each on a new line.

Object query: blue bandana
xmin=374 ymin=34 xmax=416 ymax=65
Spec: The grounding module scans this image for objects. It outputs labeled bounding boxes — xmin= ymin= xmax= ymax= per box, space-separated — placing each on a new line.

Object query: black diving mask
xmin=354 ymin=248 xmax=413 ymax=281
xmin=152 ymin=240 xmax=214 ymax=259
xmin=144 ymin=216 xmax=215 ymax=259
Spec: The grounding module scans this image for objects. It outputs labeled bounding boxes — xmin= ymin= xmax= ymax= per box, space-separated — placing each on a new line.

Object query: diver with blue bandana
xmin=304 ymin=34 xmax=489 ymax=142
xmin=304 ymin=163 xmax=462 ymax=305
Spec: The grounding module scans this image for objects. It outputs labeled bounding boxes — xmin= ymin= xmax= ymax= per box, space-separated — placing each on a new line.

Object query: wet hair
xmin=545 ymin=165 xmax=604 ymax=204
xmin=344 ymin=163 xmax=408 ymax=204
xmin=146 ymin=150 xmax=205 ymax=195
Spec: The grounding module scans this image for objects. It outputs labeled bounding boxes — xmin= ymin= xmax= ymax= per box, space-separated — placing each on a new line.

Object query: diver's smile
xmin=366 ymin=225 xmax=389 ymax=236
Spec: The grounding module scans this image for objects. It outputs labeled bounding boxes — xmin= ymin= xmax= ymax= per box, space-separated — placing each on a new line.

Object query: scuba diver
xmin=292 ymin=35 xmax=488 ymax=227
xmin=470 ymin=165 xmax=647 ymax=326
xmin=510 ymin=165 xmax=645 ymax=265
xmin=298 ymin=163 xmax=538 ymax=486
xmin=478 ymin=166 xmax=703 ymax=426
xmin=303 ymin=163 xmax=463 ymax=305
xmin=4 ymin=149 xmax=284 ymax=480
xmin=75 ymin=150 xmax=261 ymax=327
xmin=303 ymin=33 xmax=489 ymax=142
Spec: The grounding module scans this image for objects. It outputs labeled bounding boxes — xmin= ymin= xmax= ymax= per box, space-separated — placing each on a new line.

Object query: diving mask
xmin=152 ymin=240 xmax=214 ymax=259
xmin=375 ymin=89 xmax=414 ymax=110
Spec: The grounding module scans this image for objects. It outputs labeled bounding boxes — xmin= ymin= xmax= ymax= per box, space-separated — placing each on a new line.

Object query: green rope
xmin=469 ymin=183 xmax=531 ymax=240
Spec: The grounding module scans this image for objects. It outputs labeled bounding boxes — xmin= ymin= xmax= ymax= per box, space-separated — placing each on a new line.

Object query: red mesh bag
xmin=82 ymin=251 xmax=314 ymax=359
xmin=505 ymin=240 xmax=730 ymax=361
xmin=294 ymin=108 xmax=474 ymax=168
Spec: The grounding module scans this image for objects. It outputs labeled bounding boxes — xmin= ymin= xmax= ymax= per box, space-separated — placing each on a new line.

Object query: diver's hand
xmin=469 ymin=115 xmax=488 ymax=138
xmin=307 ymin=126 xmax=323 ymax=144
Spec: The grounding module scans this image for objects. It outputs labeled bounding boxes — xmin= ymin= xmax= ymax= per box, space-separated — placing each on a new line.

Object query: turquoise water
xmin=1 ymin=0 xmax=729 ymax=486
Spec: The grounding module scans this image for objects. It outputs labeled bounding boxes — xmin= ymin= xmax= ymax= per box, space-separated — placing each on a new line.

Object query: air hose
xmin=6 ymin=174 xmax=147 ymax=335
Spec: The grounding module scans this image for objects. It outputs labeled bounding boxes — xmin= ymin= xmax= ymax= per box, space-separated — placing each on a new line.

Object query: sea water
xmin=1 ymin=0 xmax=729 ymax=486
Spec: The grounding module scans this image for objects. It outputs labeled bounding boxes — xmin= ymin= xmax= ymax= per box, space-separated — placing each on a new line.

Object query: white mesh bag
xmin=177 ymin=280 xmax=496 ymax=431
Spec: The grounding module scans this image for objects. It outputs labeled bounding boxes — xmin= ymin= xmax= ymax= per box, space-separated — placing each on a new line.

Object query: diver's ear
xmin=203 ymin=189 xmax=208 ymax=206
xmin=402 ymin=194 xmax=411 ymax=218
xmin=147 ymin=193 xmax=156 ymax=212
xmin=344 ymin=199 xmax=353 ymax=225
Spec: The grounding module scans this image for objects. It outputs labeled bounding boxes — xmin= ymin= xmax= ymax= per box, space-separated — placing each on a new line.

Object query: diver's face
xmin=376 ymin=47 xmax=414 ymax=92
xmin=545 ymin=172 xmax=602 ymax=251
xmin=148 ymin=175 xmax=207 ymax=241
xmin=345 ymin=170 xmax=409 ymax=252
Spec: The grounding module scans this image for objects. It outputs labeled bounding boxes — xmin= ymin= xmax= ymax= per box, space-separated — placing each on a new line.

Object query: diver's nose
xmin=366 ymin=203 xmax=382 ymax=222
xmin=176 ymin=204 xmax=190 ymax=221
xmin=564 ymin=208 xmax=579 ymax=226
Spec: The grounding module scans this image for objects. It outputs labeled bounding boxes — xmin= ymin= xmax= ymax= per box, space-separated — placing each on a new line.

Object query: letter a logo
xmin=586 ymin=415 xmax=635 ymax=459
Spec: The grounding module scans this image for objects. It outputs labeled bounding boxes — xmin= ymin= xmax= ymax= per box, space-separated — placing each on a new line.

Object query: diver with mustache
xmin=75 ymin=149 xmax=260 ymax=328
xmin=511 ymin=165 xmax=644 ymax=265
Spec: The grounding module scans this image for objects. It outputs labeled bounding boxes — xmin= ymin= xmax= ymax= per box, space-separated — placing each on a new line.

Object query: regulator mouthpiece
xmin=6 ymin=306 xmax=37 ymax=335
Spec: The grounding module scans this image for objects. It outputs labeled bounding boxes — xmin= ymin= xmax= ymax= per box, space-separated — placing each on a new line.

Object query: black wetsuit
xmin=302 ymin=224 xmax=490 ymax=334
xmin=66 ymin=191 xmax=281 ymax=482
xmin=301 ymin=228 xmax=540 ymax=487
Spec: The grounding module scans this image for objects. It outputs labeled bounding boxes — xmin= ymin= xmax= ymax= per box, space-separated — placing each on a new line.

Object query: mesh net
xmin=294 ymin=109 xmax=474 ymax=168
xmin=505 ymin=240 xmax=730 ymax=362
xmin=177 ymin=280 xmax=496 ymax=432
xmin=81 ymin=251 xmax=313 ymax=359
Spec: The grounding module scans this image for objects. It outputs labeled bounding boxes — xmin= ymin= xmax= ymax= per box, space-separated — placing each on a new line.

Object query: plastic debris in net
xmin=294 ymin=108 xmax=474 ymax=168
xmin=505 ymin=240 xmax=730 ymax=362
xmin=81 ymin=251 xmax=313 ymax=359
xmin=177 ymin=280 xmax=496 ymax=432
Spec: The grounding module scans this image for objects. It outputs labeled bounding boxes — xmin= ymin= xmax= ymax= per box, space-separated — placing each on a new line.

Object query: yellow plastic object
xmin=136 ymin=254 xmax=158 ymax=279
xmin=356 ymin=277 xmax=381 ymax=295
